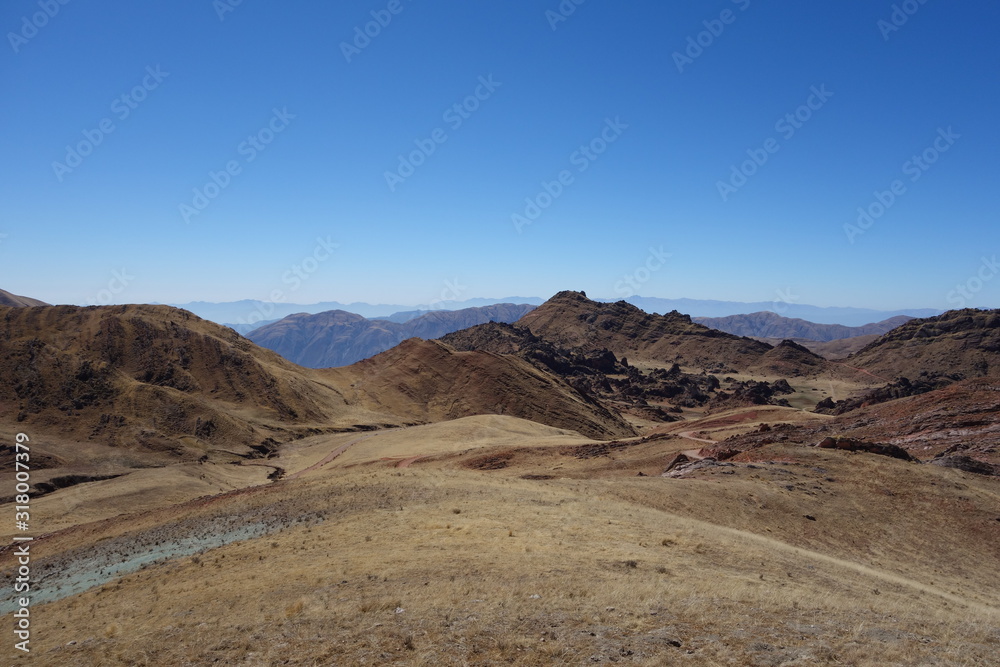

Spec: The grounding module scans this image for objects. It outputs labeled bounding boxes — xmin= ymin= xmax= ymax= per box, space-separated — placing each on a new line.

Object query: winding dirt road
xmin=677 ymin=430 xmax=716 ymax=445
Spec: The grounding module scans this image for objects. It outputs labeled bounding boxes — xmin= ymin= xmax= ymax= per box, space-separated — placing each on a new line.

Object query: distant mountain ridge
xmin=169 ymin=295 xmax=940 ymax=329
xmin=248 ymin=303 xmax=537 ymax=368
xmin=171 ymin=296 xmax=544 ymax=325
xmin=693 ymin=311 xmax=913 ymax=342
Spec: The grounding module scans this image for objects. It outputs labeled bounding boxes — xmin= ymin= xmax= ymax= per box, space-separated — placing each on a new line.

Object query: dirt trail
xmin=686 ymin=516 xmax=999 ymax=616
xmin=286 ymin=434 xmax=375 ymax=480
xmin=833 ymin=362 xmax=892 ymax=383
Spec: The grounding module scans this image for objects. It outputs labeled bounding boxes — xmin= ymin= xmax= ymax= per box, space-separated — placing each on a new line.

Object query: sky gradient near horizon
xmin=2 ymin=1 xmax=998 ymax=311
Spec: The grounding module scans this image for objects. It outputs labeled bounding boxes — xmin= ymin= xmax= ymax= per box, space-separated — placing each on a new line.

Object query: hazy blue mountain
xmin=693 ymin=312 xmax=914 ymax=342
xmin=373 ymin=310 xmax=430 ymax=324
xmin=248 ymin=304 xmax=537 ymax=367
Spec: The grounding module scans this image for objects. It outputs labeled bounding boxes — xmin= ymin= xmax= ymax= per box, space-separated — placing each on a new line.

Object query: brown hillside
xmin=0 ymin=288 xmax=49 ymax=307
xmin=847 ymin=308 xmax=1000 ymax=379
xmin=0 ymin=305 xmax=385 ymax=460
xmin=744 ymin=339 xmax=830 ymax=377
xmin=323 ymin=338 xmax=636 ymax=440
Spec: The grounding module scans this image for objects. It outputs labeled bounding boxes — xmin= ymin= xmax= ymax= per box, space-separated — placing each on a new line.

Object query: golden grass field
xmin=3 ymin=413 xmax=999 ymax=666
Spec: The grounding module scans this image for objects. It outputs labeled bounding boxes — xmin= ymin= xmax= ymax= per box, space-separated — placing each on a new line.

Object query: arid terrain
xmin=2 ymin=294 xmax=998 ymax=665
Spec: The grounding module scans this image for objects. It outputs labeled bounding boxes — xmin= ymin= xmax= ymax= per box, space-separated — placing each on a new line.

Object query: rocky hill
xmin=846 ymin=309 xmax=1000 ymax=380
xmin=322 ymin=338 xmax=636 ymax=439
xmin=512 ymin=291 xmax=855 ymax=380
xmin=694 ymin=311 xmax=911 ymax=342
xmin=248 ymin=303 xmax=536 ymax=368
xmin=441 ymin=322 xmax=726 ymax=419
xmin=0 ymin=288 xmax=48 ymax=307
xmin=830 ymin=378 xmax=1000 ymax=466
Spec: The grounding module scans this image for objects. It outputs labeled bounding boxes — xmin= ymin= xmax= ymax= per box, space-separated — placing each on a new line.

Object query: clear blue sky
xmin=2 ymin=0 xmax=998 ymax=310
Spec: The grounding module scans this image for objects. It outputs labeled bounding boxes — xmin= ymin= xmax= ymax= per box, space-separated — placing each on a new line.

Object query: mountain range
xmin=247 ymin=301 xmax=924 ymax=368
xmin=156 ymin=295 xmax=941 ymax=331
xmin=247 ymin=303 xmax=536 ymax=368
xmin=0 ymin=302 xmax=626 ymax=466
xmin=3 ymin=291 xmax=995 ymax=477
xmin=164 ymin=296 xmax=545 ymax=327
xmin=2 ymin=288 xmax=999 ymax=665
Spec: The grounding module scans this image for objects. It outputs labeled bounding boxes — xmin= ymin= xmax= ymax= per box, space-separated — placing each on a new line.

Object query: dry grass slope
xmin=3 ymin=431 xmax=998 ymax=666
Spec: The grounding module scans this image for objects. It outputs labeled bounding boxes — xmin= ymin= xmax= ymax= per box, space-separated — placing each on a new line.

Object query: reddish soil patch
xmin=465 ymin=451 xmax=516 ymax=470
xmin=396 ymin=456 xmax=425 ymax=468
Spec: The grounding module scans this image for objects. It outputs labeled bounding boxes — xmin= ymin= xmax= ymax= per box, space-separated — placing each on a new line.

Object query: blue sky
xmin=2 ymin=0 xmax=998 ymax=310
